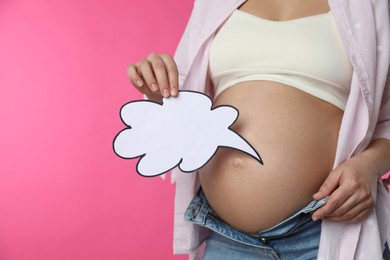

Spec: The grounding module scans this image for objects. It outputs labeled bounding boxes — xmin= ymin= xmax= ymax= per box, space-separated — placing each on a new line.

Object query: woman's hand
xmin=311 ymin=153 xmax=378 ymax=223
xmin=127 ymin=53 xmax=179 ymax=102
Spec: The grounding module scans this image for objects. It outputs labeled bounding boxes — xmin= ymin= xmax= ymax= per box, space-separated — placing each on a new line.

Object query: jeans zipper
xmin=259 ymin=215 xmax=307 ymax=242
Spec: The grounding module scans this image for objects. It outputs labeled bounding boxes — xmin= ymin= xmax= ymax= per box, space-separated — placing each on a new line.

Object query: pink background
xmin=1 ymin=1 xmax=390 ymax=260
xmin=0 ymin=0 xmax=192 ymax=259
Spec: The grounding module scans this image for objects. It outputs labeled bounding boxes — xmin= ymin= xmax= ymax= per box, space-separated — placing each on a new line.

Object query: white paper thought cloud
xmin=113 ymin=90 xmax=263 ymax=177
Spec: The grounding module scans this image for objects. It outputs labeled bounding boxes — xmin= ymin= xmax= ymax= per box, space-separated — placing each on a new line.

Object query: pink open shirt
xmin=167 ymin=0 xmax=390 ymax=259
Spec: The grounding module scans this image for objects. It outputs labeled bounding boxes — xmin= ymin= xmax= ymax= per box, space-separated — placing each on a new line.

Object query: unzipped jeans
xmin=185 ymin=189 xmax=327 ymax=260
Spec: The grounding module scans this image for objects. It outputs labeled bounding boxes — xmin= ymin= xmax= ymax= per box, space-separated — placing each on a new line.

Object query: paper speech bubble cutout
xmin=113 ymin=90 xmax=263 ymax=177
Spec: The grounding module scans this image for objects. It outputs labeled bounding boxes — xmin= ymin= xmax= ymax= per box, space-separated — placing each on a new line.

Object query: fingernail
xmin=170 ymin=88 xmax=178 ymax=96
xmin=150 ymin=84 xmax=158 ymax=91
xmin=312 ymin=216 xmax=319 ymax=221
xmin=163 ymin=89 xmax=169 ymax=98
xmin=136 ymin=80 xmax=143 ymax=87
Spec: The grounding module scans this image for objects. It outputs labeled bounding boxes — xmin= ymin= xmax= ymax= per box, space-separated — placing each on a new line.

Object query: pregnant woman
xmin=127 ymin=0 xmax=390 ymax=259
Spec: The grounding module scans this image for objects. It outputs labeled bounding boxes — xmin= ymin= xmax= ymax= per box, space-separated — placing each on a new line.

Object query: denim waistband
xmin=185 ymin=189 xmax=328 ymax=248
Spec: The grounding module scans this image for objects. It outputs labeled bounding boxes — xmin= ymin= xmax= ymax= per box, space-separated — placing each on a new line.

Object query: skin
xmin=127 ymin=53 xmax=179 ymax=103
xmin=197 ymin=82 xmax=343 ymax=232
xmin=127 ymin=0 xmax=390 ymax=228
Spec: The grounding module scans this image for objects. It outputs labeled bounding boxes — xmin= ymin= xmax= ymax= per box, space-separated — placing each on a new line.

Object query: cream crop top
xmin=209 ymin=10 xmax=353 ymax=111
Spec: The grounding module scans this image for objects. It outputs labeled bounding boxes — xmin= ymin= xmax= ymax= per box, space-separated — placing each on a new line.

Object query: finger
xmin=160 ymin=54 xmax=179 ymax=96
xmin=313 ymin=169 xmax=341 ymax=200
xmin=346 ymin=206 xmax=373 ymax=223
xmin=127 ymin=65 xmax=144 ymax=87
xmin=325 ymin=194 xmax=361 ymax=217
xmin=137 ymin=59 xmax=159 ymax=93
xmin=326 ymin=187 xmax=372 ymax=217
xmin=324 ymin=203 xmax=373 ymax=223
xmin=148 ymin=53 xmax=170 ymax=98
xmin=312 ymin=184 xmax=354 ymax=221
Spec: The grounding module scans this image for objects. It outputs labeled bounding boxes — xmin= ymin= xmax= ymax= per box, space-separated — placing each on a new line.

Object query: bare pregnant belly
xmin=198 ymin=81 xmax=343 ymax=233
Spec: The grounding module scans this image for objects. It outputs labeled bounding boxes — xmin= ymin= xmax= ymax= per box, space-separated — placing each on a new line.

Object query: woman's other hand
xmin=127 ymin=53 xmax=179 ymax=103
xmin=311 ymin=154 xmax=377 ymax=223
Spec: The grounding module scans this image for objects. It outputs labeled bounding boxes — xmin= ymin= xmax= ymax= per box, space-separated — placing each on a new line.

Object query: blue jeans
xmin=185 ymin=189 xmax=328 ymax=260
